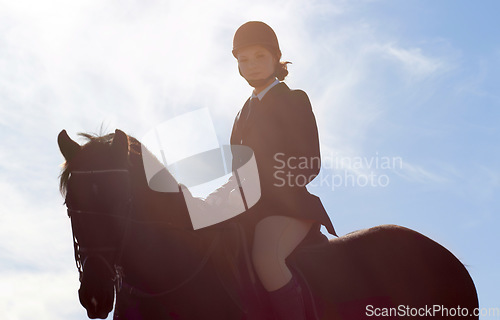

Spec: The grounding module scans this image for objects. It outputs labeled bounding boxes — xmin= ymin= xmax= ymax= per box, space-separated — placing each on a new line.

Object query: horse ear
xmin=58 ymin=130 xmax=81 ymax=161
xmin=111 ymin=129 xmax=129 ymax=159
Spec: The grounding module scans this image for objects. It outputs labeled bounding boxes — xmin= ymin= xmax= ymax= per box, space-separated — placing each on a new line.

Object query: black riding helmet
xmin=232 ymin=21 xmax=282 ymax=60
xmin=233 ymin=21 xmax=282 ymax=87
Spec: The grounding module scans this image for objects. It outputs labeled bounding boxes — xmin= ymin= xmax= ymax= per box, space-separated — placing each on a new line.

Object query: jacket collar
xmin=251 ymin=79 xmax=280 ymax=101
xmin=258 ymin=82 xmax=290 ymax=105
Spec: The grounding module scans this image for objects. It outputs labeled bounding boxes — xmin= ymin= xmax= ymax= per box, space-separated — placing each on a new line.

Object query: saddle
xmin=211 ymin=222 xmax=328 ymax=320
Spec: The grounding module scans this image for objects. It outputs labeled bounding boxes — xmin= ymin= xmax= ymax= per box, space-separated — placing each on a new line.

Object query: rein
xmin=66 ymin=169 xmax=214 ymax=297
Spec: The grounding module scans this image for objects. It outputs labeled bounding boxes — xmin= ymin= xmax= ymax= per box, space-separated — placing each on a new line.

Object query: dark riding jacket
xmin=230 ymin=82 xmax=336 ymax=236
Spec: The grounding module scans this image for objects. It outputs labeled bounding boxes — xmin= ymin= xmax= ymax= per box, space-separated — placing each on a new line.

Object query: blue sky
xmin=0 ymin=0 xmax=499 ymax=319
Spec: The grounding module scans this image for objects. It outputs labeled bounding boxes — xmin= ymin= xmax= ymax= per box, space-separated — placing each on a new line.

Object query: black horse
xmin=58 ymin=129 xmax=478 ymax=319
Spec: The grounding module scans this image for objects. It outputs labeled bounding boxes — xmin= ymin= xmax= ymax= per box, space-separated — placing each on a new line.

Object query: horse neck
xmin=134 ymin=187 xmax=193 ymax=229
xmin=129 ymin=151 xmax=193 ymax=230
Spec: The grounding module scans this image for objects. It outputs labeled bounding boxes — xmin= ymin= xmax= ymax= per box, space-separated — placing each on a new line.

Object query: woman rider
xmin=206 ymin=21 xmax=336 ymax=320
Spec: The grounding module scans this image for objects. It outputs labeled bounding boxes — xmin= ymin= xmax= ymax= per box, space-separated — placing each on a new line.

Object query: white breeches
xmin=252 ymin=215 xmax=313 ymax=292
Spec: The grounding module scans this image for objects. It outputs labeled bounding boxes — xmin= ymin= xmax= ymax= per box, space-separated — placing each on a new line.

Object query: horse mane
xmin=60 ymin=130 xmax=193 ymax=229
xmin=59 ymin=132 xmax=144 ymax=196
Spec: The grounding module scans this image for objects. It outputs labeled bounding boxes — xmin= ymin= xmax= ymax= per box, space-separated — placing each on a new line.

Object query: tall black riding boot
xmin=268 ymin=276 xmax=306 ymax=320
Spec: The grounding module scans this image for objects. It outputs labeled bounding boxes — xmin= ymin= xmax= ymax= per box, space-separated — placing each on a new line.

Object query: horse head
xmin=58 ymin=128 xmax=239 ymax=319
xmin=58 ymin=129 xmax=133 ymax=319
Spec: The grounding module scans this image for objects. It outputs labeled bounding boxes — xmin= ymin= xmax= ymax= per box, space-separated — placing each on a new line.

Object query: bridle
xmin=66 ymin=169 xmax=132 ymax=292
xmin=65 ymin=168 xmax=218 ymax=298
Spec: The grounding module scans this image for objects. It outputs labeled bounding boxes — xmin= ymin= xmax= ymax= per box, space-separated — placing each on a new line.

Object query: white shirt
xmin=250 ymin=79 xmax=280 ymax=101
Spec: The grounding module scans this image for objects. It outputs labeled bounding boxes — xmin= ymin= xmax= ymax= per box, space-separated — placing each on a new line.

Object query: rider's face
xmin=236 ymin=45 xmax=276 ymax=82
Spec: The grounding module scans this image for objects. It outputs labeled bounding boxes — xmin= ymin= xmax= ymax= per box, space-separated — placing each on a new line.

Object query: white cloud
xmin=0 ymin=179 xmax=79 ymax=319
xmin=0 ymin=180 xmax=73 ymax=270
xmin=380 ymin=44 xmax=445 ymax=77
xmin=394 ymin=161 xmax=451 ymax=184
xmin=0 ymin=271 xmax=81 ymax=320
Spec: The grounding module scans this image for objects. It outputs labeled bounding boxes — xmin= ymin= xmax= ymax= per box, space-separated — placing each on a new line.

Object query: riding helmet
xmin=232 ymin=21 xmax=281 ymax=59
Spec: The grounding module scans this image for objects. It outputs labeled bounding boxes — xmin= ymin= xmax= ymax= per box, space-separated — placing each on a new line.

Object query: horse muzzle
xmin=79 ymin=287 xmax=114 ymax=319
